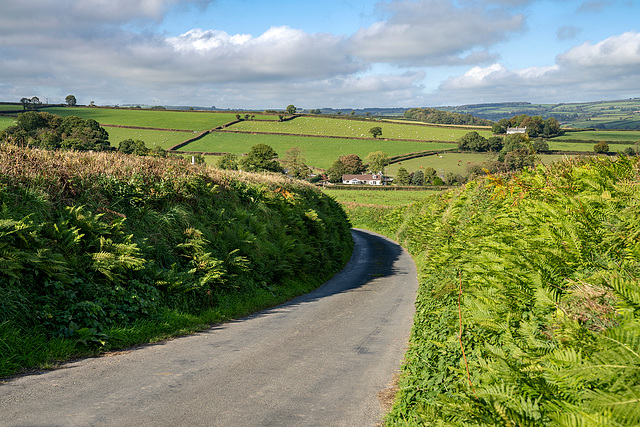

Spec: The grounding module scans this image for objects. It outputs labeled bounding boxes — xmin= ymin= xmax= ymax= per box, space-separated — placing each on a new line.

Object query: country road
xmin=0 ymin=229 xmax=418 ymax=426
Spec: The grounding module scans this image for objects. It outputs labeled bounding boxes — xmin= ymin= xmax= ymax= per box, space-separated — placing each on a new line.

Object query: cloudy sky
xmin=1 ymin=0 xmax=639 ymax=109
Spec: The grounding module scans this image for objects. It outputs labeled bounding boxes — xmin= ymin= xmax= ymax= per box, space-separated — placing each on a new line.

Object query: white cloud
xmin=347 ymin=0 xmax=524 ymax=66
xmin=434 ymin=31 xmax=640 ymax=104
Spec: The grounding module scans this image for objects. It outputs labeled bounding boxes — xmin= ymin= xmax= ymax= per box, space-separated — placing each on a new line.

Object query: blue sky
xmin=1 ymin=0 xmax=639 ymax=109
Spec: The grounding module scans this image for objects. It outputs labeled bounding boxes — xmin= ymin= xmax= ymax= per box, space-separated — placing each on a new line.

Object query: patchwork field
xmin=0 ymin=116 xmax=16 ymax=130
xmin=385 ymin=152 xmax=571 ymax=177
xmin=227 ymin=116 xmax=493 ymax=141
xmin=40 ymin=107 xmax=243 ymax=131
xmin=105 ymin=126 xmax=195 ymax=150
xmin=322 ymin=188 xmax=435 ymax=206
xmin=177 ymin=131 xmax=456 ymax=170
xmin=553 ymin=130 xmax=640 ymax=142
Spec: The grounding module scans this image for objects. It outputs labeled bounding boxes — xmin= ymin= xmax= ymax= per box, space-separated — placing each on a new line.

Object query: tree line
xmin=404 ymin=107 xmax=494 ymax=126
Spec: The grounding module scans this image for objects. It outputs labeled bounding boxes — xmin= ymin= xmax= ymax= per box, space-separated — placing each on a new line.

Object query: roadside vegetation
xmin=345 ymin=155 xmax=640 ymax=425
xmin=0 ymin=144 xmax=352 ymax=378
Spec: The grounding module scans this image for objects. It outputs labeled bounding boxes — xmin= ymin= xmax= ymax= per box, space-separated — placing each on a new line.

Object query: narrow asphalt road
xmin=1 ymin=229 xmax=418 ymax=426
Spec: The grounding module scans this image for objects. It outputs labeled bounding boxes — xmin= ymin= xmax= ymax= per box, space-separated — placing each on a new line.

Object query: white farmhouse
xmin=342 ymin=173 xmax=383 ymax=185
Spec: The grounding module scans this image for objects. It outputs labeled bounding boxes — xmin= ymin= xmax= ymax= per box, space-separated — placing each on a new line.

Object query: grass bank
xmin=0 ymin=145 xmax=353 ymax=378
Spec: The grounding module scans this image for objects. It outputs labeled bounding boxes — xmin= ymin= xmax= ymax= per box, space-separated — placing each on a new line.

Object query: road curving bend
xmin=0 ymin=228 xmax=418 ymax=426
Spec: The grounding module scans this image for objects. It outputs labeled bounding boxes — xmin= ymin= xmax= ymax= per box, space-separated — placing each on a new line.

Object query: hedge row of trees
xmin=404 ymin=107 xmax=493 ymax=126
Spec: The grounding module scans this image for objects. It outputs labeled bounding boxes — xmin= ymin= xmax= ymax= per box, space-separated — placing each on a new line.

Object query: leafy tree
xmin=217 ymin=153 xmax=239 ymax=170
xmin=366 ymin=151 xmax=389 ymax=174
xmin=532 ymin=138 xmax=549 ymax=152
xmin=118 ymin=139 xmax=148 ymax=156
xmin=411 ymin=170 xmax=425 ymax=186
xmin=286 ymin=104 xmax=297 ymax=115
xmin=192 ymin=154 xmax=206 ymax=165
xmin=240 ymin=143 xmax=283 ymax=173
xmin=492 ymin=122 xmax=505 ymax=134
xmin=395 ymin=167 xmax=410 ymax=185
xmin=369 ymin=126 xmax=383 ymax=139
xmin=65 ymin=95 xmax=77 ymax=107
xmin=327 ymin=154 xmax=366 ymax=183
xmin=282 ymin=147 xmax=310 ymax=179
xmin=458 ymin=131 xmax=489 ymax=151
xmin=594 ymin=141 xmax=609 ymax=153
xmin=423 ymin=167 xmax=437 ymax=184
xmin=486 ymin=136 xmax=504 ymax=152
xmin=350 ymin=110 xmax=356 ymax=116
xmin=504 ymin=147 xmax=535 ymax=170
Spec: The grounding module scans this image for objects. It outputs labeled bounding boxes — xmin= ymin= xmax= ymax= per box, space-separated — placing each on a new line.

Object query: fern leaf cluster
xmin=378 ymin=155 xmax=640 ymax=425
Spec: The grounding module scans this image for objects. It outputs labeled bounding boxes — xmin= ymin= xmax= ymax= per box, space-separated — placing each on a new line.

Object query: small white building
xmin=506 ymin=126 xmax=527 ymax=134
xmin=342 ymin=173 xmax=383 ymax=185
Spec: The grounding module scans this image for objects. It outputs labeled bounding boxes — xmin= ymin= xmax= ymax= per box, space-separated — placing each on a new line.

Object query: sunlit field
xmin=547 ymin=140 xmax=637 ymax=152
xmin=105 ymin=126 xmax=194 ymax=150
xmin=41 ymin=107 xmax=244 ymax=131
xmin=554 ymin=130 xmax=640 ymax=142
xmin=228 ymin=116 xmax=493 ymax=141
xmin=322 ymin=188 xmax=435 ymax=206
xmin=0 ymin=116 xmax=17 ymax=130
xmin=386 ymin=152 xmax=575 ymax=177
xmin=178 ymin=131 xmax=455 ymax=169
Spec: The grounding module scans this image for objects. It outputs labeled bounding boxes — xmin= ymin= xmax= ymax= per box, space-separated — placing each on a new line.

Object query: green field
xmin=0 ymin=105 xmax=22 ymax=111
xmin=322 ymin=188 xmax=435 ymax=206
xmin=178 ymin=131 xmax=456 ymax=169
xmin=0 ymin=116 xmax=17 ymax=130
xmin=228 ymin=116 xmax=492 ymax=141
xmin=548 ymin=140 xmax=637 ymax=152
xmin=386 ymin=152 xmax=572 ymax=177
xmin=105 ymin=126 xmax=194 ymax=150
xmin=553 ymin=130 xmax=640 ymax=142
xmin=41 ymin=107 xmax=242 ymax=131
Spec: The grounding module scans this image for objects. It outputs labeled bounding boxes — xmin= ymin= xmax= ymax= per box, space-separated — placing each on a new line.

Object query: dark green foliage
xmin=595 ymin=141 xmax=610 ymax=153
xmin=1 ymin=111 xmax=110 ymax=151
xmin=404 ymin=107 xmax=493 ymax=126
xmin=240 ymin=143 xmax=283 ymax=172
xmin=358 ymin=156 xmax=640 ymax=425
xmin=0 ymin=145 xmax=352 ymax=377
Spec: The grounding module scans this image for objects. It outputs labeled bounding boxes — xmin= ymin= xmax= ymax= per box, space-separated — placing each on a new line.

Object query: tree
xmin=458 ymin=131 xmax=489 ymax=151
xmin=395 ymin=167 xmax=410 ymax=185
xmin=286 ymin=104 xmax=297 ymax=115
xmin=492 ymin=122 xmax=505 ymax=134
xmin=118 ymin=139 xmax=148 ymax=156
xmin=282 ymin=147 xmax=310 ymax=179
xmin=594 ymin=141 xmax=609 ymax=153
xmin=366 ymin=151 xmax=389 ymax=174
xmin=423 ymin=167 xmax=437 ymax=184
xmin=411 ymin=170 xmax=425 ymax=186
xmin=327 ymin=154 xmax=366 ymax=183
xmin=240 ymin=143 xmax=283 ymax=173
xmin=369 ymin=126 xmax=383 ymax=139
xmin=65 ymin=95 xmax=77 ymax=107
xmin=217 ymin=153 xmax=239 ymax=170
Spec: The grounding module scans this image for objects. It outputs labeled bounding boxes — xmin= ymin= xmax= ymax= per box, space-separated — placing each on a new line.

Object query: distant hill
xmin=437 ymin=99 xmax=640 ymax=129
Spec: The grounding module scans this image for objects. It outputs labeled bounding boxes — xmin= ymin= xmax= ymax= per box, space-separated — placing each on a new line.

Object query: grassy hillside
xmin=345 ymin=155 xmax=640 ymax=425
xmin=0 ymin=145 xmax=352 ymax=378
xmin=227 ymin=115 xmax=493 ymax=141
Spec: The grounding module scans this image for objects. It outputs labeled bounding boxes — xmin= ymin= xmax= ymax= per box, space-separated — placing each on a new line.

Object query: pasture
xmin=228 ymin=116 xmax=493 ymax=141
xmin=0 ymin=116 xmax=17 ymax=130
xmin=41 ymin=107 xmax=244 ymax=131
xmin=105 ymin=126 xmax=194 ymax=150
xmin=386 ymin=152 xmax=571 ymax=177
xmin=178 ymin=131 xmax=456 ymax=170
xmin=548 ymin=140 xmax=637 ymax=152
xmin=553 ymin=130 xmax=640 ymax=142
xmin=322 ymin=188 xmax=435 ymax=206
